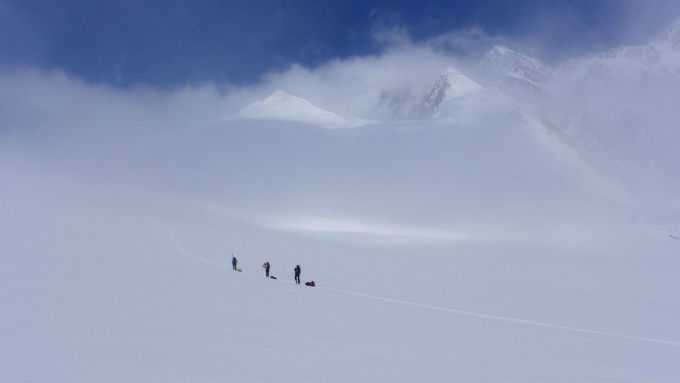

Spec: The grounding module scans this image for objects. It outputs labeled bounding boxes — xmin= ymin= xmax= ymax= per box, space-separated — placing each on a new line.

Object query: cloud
xmin=2 ymin=12 xmax=680 ymax=225
xmin=425 ymin=27 xmax=514 ymax=58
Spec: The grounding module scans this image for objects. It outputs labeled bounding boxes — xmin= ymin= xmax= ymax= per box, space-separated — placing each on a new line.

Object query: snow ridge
xmin=239 ymin=90 xmax=368 ymax=129
xmin=479 ymin=45 xmax=554 ymax=87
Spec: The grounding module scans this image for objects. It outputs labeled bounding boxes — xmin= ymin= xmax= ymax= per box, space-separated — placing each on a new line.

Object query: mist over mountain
xmin=227 ymin=20 xmax=680 ymax=211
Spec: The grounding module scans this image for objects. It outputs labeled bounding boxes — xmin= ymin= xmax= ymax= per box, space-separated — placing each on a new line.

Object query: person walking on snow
xmin=263 ymin=261 xmax=271 ymax=277
xmin=232 ymin=255 xmax=238 ymax=271
xmin=294 ymin=264 xmax=301 ymax=284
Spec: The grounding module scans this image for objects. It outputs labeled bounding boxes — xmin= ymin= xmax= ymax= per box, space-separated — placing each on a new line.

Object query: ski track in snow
xmin=155 ymin=222 xmax=228 ymax=269
xmin=152 ymin=219 xmax=680 ymax=348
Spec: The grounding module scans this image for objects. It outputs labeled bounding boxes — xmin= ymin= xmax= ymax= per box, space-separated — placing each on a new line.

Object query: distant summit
xmin=557 ymin=17 xmax=680 ymax=84
xmin=479 ymin=45 xmax=554 ymax=86
xmin=421 ymin=67 xmax=484 ymax=117
xmin=651 ymin=16 xmax=680 ymax=49
xmin=478 ymin=45 xmax=554 ymax=101
xmin=239 ymin=90 xmax=368 ymax=129
xmin=372 ymin=67 xmax=484 ymax=120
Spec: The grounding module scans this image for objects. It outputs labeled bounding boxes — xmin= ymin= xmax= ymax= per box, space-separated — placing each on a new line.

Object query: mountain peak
xmin=481 ymin=45 xmax=538 ymax=64
xmin=439 ymin=67 xmax=484 ymax=93
xmin=266 ymin=89 xmax=291 ymax=100
xmin=651 ymin=17 xmax=680 ymax=49
xmin=479 ymin=45 xmax=553 ymax=85
xmin=238 ymin=90 xmax=367 ymax=129
xmin=556 ymin=17 xmax=680 ymax=84
xmin=420 ymin=67 xmax=484 ymax=117
xmin=485 ymin=45 xmax=514 ymax=56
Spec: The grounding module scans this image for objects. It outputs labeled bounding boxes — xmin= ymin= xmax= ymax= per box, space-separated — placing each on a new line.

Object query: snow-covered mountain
xmin=538 ymin=18 xmax=680 ymax=206
xmin=557 ymin=18 xmax=680 ymax=83
xmin=238 ymin=89 xmax=368 ymax=129
xmin=372 ymin=67 xmax=488 ymax=120
xmin=557 ymin=45 xmax=663 ymax=84
xmin=652 ymin=16 xmax=680 ymax=50
xmin=421 ymin=67 xmax=484 ymax=117
xmin=372 ymin=51 xmax=553 ymax=121
xmin=478 ymin=45 xmax=554 ymax=101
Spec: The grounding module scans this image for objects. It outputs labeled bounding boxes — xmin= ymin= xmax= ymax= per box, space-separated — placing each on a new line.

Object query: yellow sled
xmin=237 ymin=268 xmax=242 ymax=272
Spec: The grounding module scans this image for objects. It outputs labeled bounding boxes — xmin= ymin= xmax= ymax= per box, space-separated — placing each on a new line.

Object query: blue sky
xmin=1 ymin=0 xmax=679 ymax=88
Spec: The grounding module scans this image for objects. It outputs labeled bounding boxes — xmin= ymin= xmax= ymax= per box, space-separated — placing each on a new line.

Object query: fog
xmin=2 ymin=18 xmax=679 ymax=277
xmin=3 ymin=23 xmax=679 ymax=218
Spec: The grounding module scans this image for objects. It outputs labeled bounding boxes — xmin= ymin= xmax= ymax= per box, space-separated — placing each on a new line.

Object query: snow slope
xmin=479 ymin=46 xmax=554 ymax=86
xmin=2 ymin=175 xmax=679 ymax=381
xmin=2 ymin=116 xmax=680 ymax=380
xmin=238 ymin=90 xmax=369 ymax=129
xmin=421 ymin=67 xmax=484 ymax=118
xmin=478 ymin=45 xmax=554 ymax=102
xmin=543 ymin=19 xmax=680 ymax=208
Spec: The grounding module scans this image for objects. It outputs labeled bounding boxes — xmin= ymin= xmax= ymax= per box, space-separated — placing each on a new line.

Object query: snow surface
xmin=2 ymin=115 xmax=680 ymax=381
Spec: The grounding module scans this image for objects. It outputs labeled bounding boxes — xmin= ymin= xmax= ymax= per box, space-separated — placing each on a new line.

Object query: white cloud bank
xmin=1 ymin=19 xmax=680 ymax=242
